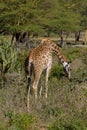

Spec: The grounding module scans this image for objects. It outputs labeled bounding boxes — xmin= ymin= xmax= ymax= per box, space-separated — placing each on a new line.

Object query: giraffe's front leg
xmin=32 ymin=82 xmax=38 ymax=100
xmin=33 ymin=67 xmax=42 ymax=100
xmin=32 ymin=73 xmax=41 ymax=100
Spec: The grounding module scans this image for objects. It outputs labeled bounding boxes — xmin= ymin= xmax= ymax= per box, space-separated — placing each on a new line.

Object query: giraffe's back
xmin=29 ymin=43 xmax=52 ymax=71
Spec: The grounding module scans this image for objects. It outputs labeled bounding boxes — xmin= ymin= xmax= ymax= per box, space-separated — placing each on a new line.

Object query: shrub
xmin=9 ymin=113 xmax=38 ymax=130
xmin=48 ymin=118 xmax=87 ymax=130
xmin=62 ymin=47 xmax=82 ymax=61
xmin=0 ymin=38 xmax=17 ymax=74
xmin=0 ymin=124 xmax=7 ymax=130
xmin=50 ymin=64 xmax=64 ymax=80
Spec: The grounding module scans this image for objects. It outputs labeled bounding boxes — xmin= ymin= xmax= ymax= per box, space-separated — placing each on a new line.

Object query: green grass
xmin=0 ymin=112 xmax=38 ymax=130
xmin=0 ymin=38 xmax=87 ymax=129
xmin=62 ymin=47 xmax=83 ymax=61
xmin=8 ymin=113 xmax=38 ymax=130
xmin=48 ymin=117 xmax=87 ymax=130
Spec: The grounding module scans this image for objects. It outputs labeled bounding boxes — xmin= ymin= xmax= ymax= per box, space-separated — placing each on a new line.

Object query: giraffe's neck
xmin=41 ymin=38 xmax=68 ymax=64
xmin=41 ymin=38 xmax=71 ymax=79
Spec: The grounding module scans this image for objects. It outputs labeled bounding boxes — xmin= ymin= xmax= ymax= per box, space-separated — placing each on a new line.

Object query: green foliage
xmin=0 ymin=124 xmax=7 ymax=130
xmin=0 ymin=113 xmax=38 ymax=130
xmin=50 ymin=64 xmax=64 ymax=79
xmin=0 ymin=38 xmax=17 ymax=74
xmin=0 ymin=43 xmax=87 ymax=130
xmin=62 ymin=47 xmax=82 ymax=61
xmin=48 ymin=118 xmax=87 ymax=130
xmin=0 ymin=0 xmax=87 ymax=35
xmin=82 ymin=48 xmax=87 ymax=64
xmin=0 ymin=0 xmax=44 ymax=33
xmin=9 ymin=113 xmax=37 ymax=130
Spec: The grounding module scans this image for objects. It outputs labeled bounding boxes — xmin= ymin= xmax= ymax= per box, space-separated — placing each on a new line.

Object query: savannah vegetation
xmin=0 ymin=0 xmax=87 ymax=130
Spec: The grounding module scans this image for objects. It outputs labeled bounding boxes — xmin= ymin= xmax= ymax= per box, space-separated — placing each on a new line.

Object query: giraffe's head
xmin=62 ymin=61 xmax=71 ymax=80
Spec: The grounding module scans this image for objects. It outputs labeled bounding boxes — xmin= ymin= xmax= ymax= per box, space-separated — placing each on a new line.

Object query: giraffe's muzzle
xmin=63 ymin=62 xmax=71 ymax=80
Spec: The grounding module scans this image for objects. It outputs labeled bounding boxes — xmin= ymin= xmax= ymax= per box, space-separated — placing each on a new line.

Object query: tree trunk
xmin=11 ymin=31 xmax=30 ymax=43
xmin=58 ymin=30 xmax=64 ymax=47
xmin=58 ymin=31 xmax=69 ymax=47
xmin=75 ymin=31 xmax=81 ymax=44
xmin=11 ymin=31 xmax=32 ymax=49
xmin=84 ymin=29 xmax=87 ymax=44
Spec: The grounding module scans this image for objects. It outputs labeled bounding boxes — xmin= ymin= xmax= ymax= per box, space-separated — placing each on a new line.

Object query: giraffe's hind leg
xmin=45 ymin=65 xmax=51 ymax=98
xmin=25 ymin=58 xmax=33 ymax=112
xmin=27 ymin=63 xmax=33 ymax=112
xmin=26 ymin=75 xmax=31 ymax=112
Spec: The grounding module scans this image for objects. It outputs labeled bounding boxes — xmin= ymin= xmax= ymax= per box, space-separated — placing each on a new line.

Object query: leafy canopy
xmin=0 ymin=0 xmax=87 ymax=34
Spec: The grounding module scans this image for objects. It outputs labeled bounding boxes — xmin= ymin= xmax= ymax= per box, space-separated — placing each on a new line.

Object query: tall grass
xmin=0 ymin=38 xmax=87 ymax=130
xmin=0 ymin=38 xmax=17 ymax=74
xmin=48 ymin=117 xmax=87 ymax=130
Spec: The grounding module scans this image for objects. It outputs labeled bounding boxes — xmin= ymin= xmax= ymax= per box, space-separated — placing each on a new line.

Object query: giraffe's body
xmin=25 ymin=38 xmax=71 ymax=111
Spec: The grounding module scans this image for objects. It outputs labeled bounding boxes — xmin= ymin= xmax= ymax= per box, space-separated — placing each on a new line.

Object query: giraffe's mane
xmin=41 ymin=38 xmax=67 ymax=61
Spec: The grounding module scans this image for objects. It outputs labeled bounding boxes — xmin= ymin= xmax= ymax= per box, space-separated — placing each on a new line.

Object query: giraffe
xmin=24 ymin=38 xmax=71 ymax=111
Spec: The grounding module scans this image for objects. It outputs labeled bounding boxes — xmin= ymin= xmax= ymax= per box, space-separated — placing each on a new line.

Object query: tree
xmin=39 ymin=0 xmax=82 ymax=46
xmin=0 ymin=0 xmax=87 ymax=46
xmin=0 ymin=0 xmax=44 ymax=41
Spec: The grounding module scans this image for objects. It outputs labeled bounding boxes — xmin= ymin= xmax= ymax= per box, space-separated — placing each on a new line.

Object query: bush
xmin=0 ymin=38 xmax=17 ymax=74
xmin=50 ymin=64 xmax=64 ymax=79
xmin=9 ymin=113 xmax=38 ymax=130
xmin=48 ymin=118 xmax=87 ymax=130
xmin=0 ymin=124 xmax=7 ymax=130
xmin=62 ymin=47 xmax=82 ymax=61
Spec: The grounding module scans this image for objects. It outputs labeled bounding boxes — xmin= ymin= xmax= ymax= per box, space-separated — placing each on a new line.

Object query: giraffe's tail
xmin=24 ymin=55 xmax=33 ymax=93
